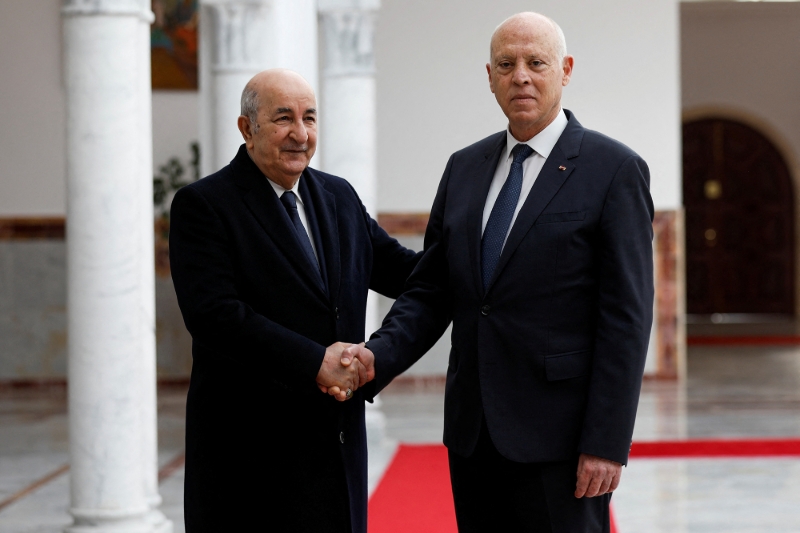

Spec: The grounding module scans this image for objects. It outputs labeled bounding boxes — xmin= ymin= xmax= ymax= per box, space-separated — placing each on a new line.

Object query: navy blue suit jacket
xmin=170 ymin=145 xmax=419 ymax=532
xmin=366 ymin=111 xmax=654 ymax=465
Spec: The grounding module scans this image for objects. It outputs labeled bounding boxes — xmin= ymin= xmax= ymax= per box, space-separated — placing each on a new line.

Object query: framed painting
xmin=151 ymin=0 xmax=198 ymax=90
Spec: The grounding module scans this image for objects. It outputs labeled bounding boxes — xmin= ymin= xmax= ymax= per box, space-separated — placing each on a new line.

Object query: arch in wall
xmin=682 ymin=113 xmax=795 ymax=316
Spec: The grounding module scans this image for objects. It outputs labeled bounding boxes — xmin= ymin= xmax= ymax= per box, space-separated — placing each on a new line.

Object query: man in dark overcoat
xmin=170 ymin=69 xmax=419 ymax=533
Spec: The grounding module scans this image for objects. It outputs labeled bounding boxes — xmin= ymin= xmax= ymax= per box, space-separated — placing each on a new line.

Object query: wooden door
xmin=683 ymin=118 xmax=795 ymax=315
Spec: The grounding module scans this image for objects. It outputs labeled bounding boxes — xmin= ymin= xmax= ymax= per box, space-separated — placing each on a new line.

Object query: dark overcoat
xmin=170 ymin=145 xmax=419 ymax=532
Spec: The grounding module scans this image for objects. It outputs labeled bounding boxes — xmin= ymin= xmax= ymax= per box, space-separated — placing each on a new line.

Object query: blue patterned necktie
xmin=481 ymin=143 xmax=535 ymax=290
xmin=280 ymin=191 xmax=322 ymax=281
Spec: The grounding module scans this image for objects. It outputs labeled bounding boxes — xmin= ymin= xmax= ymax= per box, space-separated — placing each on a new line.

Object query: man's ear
xmin=237 ymin=115 xmax=251 ymax=142
xmin=561 ymin=56 xmax=574 ymax=87
xmin=237 ymin=115 xmax=257 ymax=152
xmin=486 ymin=63 xmax=495 ymax=94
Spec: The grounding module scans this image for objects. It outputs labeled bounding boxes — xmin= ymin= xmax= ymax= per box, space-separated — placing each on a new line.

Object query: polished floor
xmin=1 ymin=346 xmax=799 ymax=532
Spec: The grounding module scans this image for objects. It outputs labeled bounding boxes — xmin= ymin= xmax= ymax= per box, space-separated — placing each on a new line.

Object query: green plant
xmin=153 ymin=141 xmax=200 ymax=216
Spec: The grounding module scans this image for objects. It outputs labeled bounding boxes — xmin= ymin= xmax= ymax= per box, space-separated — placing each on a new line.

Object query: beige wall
xmin=374 ymin=0 xmax=683 ymax=213
xmin=1 ymin=0 xmax=681 ymax=215
xmin=152 ymin=91 xmax=199 ymax=176
xmin=0 ymin=0 xmax=66 ymax=216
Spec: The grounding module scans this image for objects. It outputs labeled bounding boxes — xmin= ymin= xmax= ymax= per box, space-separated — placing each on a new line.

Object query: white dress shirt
xmin=267 ymin=177 xmax=319 ymax=263
xmin=481 ymin=109 xmax=569 ymax=248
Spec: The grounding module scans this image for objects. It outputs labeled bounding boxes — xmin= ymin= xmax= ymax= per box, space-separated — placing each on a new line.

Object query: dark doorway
xmin=683 ymin=118 xmax=795 ymax=315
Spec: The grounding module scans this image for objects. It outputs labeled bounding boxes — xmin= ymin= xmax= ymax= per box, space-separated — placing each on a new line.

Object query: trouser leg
xmin=448 ymin=420 xmax=609 ymax=533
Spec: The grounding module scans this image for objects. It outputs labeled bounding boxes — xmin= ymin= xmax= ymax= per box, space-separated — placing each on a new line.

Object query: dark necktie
xmin=481 ymin=143 xmax=535 ymax=290
xmin=280 ymin=191 xmax=322 ymax=280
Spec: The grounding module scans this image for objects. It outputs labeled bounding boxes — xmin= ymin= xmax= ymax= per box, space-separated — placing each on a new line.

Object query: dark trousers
xmin=448 ymin=421 xmax=610 ymax=533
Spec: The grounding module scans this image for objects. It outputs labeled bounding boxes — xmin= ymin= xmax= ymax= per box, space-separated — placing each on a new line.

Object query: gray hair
xmin=240 ymin=85 xmax=260 ymax=133
xmin=490 ymin=13 xmax=568 ymax=62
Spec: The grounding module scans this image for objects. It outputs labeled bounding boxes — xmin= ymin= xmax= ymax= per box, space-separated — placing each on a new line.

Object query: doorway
xmin=683 ymin=118 xmax=795 ymax=316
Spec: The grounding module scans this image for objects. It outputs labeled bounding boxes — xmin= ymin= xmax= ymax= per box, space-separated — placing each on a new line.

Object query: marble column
xmin=319 ymin=0 xmax=380 ymax=333
xmin=318 ymin=0 xmax=386 ymax=443
xmin=318 ymin=0 xmax=379 ymax=213
xmin=136 ymin=2 xmax=172 ymax=531
xmin=62 ymin=0 xmax=165 ymax=531
xmin=199 ymin=0 xmax=319 ymax=175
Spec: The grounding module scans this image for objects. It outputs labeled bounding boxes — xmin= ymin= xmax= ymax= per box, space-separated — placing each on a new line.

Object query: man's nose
xmin=289 ymin=120 xmax=309 ymax=143
xmin=512 ymin=63 xmax=531 ymax=85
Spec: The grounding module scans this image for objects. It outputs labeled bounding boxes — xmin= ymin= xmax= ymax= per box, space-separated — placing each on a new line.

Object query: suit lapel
xmin=232 ymin=147 xmax=329 ymax=302
xmin=466 ymin=133 xmax=507 ymax=298
xmin=302 ymin=169 xmax=341 ymax=306
xmin=485 ymin=113 xmax=584 ymax=292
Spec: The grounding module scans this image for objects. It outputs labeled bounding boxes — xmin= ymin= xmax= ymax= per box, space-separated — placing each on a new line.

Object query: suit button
xmin=339 ymin=431 xmax=345 ymax=444
xmin=480 ymin=305 xmax=491 ymax=316
xmin=335 ymin=307 xmax=340 ymax=320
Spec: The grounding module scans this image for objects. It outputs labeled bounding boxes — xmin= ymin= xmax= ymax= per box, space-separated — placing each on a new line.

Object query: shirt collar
xmin=504 ymin=108 xmax=569 ymax=161
xmin=267 ymin=176 xmax=304 ymax=206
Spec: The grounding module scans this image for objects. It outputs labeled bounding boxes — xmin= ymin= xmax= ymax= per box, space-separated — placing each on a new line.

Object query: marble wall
xmin=0 ymin=219 xmax=441 ymax=381
xmin=653 ymin=210 xmax=685 ymax=379
xmin=0 ymin=219 xmax=192 ymax=381
xmin=0 ymin=210 xmax=684 ymax=381
xmin=0 ymin=239 xmax=66 ymax=379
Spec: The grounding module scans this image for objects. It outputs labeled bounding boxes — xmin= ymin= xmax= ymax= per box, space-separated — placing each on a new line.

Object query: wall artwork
xmin=151 ymin=0 xmax=198 ymax=90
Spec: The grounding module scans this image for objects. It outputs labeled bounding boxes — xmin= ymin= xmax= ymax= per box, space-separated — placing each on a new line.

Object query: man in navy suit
xmin=339 ymin=12 xmax=654 ymax=532
xmin=169 ymin=69 xmax=419 ymax=533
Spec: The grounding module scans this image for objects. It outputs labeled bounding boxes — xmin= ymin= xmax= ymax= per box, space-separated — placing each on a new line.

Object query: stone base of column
xmin=144 ymin=498 xmax=172 ymax=533
xmin=66 ymin=525 xmax=151 ymax=533
xmin=65 ymin=506 xmax=152 ymax=533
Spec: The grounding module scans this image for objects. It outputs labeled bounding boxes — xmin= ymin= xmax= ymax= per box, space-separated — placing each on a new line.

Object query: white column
xmin=319 ymin=0 xmax=380 ymax=339
xmin=62 ymin=0 xmax=157 ymax=532
xmin=136 ymin=1 xmax=171 ymax=531
xmin=318 ymin=0 xmax=386 ymax=443
xmin=199 ymin=0 xmax=319 ymax=175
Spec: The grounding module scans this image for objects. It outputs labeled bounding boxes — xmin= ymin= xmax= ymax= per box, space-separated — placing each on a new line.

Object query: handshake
xmin=316 ymin=342 xmax=375 ymax=401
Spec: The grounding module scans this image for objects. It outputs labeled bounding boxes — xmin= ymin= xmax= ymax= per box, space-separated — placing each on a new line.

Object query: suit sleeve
xmin=579 ymin=155 xmax=655 ymax=465
xmin=169 ymin=186 xmax=326 ymax=384
xmin=365 ymin=156 xmax=455 ymax=393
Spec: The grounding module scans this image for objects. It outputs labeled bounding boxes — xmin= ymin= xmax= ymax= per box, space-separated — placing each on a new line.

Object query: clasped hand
xmin=316 ymin=343 xmax=375 ymax=401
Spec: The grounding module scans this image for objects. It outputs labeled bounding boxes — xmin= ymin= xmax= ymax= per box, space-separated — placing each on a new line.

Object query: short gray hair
xmin=490 ymin=13 xmax=568 ymax=62
xmin=240 ymin=85 xmax=260 ymax=132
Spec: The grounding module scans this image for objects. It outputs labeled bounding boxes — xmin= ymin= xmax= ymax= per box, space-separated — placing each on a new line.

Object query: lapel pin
xmin=558 ymin=165 xmax=567 ymax=171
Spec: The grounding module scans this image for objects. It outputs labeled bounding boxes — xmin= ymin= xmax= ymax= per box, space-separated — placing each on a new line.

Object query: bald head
xmin=241 ymin=69 xmax=316 ymax=133
xmin=485 ymin=12 xmax=573 ymax=142
xmin=237 ymin=69 xmax=318 ymax=188
xmin=490 ymin=12 xmax=567 ymax=63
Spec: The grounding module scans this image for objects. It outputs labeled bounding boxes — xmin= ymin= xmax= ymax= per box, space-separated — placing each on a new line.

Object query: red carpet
xmin=368 ymin=439 xmax=800 ymax=532
xmin=368 ymin=445 xmax=457 ymax=533
xmin=368 ymin=444 xmax=620 ymax=533
xmin=630 ymin=438 xmax=800 ymax=458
